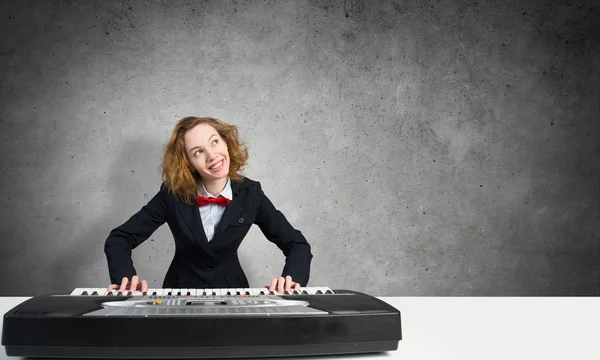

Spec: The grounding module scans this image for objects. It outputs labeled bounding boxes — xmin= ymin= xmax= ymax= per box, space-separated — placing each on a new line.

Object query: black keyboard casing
xmin=2 ymin=289 xmax=402 ymax=358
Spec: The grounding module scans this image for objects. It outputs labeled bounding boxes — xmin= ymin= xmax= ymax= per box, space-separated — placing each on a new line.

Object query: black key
xmin=302 ymin=290 xmax=308 ymax=294
xmin=236 ymin=291 xmax=241 ymax=295
xmin=316 ymin=290 xmax=323 ymax=294
xmin=167 ymin=292 xmax=172 ymax=296
xmin=142 ymin=292 xmax=147 ymax=296
xmin=126 ymin=291 xmax=132 ymax=296
xmin=212 ymin=292 xmax=216 ymax=296
xmin=227 ymin=291 xmax=232 ymax=296
xmin=325 ymin=290 xmax=334 ymax=294
xmin=117 ymin=291 xmax=123 ymax=296
xmin=269 ymin=291 xmax=275 ymax=295
xmin=293 ymin=290 xmax=300 ymax=294
xmin=81 ymin=291 xmax=88 ymax=295
xmin=284 ymin=290 xmax=292 ymax=295
xmin=245 ymin=291 xmax=250 ymax=295
xmin=187 ymin=291 xmax=191 ymax=296
xmin=91 ymin=291 xmax=98 ymax=296
xmin=202 ymin=291 xmax=207 ymax=296
xmin=260 ymin=290 xmax=266 ymax=295
xmin=152 ymin=291 xmax=157 ymax=295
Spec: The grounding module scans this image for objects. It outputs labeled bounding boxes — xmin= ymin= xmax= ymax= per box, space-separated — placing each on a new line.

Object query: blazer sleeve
xmin=104 ymin=184 xmax=169 ymax=284
xmin=254 ymin=182 xmax=313 ymax=286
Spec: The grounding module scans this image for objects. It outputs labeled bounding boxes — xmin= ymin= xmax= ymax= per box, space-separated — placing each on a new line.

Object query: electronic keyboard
xmin=2 ymin=287 xmax=402 ymax=358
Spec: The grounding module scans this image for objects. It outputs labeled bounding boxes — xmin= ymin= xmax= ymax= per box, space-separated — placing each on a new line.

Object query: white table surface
xmin=1 ymin=296 xmax=599 ymax=360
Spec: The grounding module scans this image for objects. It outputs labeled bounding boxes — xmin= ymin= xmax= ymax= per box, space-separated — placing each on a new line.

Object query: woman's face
xmin=184 ymin=123 xmax=230 ymax=182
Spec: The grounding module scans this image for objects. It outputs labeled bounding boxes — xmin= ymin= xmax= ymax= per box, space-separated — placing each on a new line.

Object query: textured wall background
xmin=0 ymin=0 xmax=598 ymax=296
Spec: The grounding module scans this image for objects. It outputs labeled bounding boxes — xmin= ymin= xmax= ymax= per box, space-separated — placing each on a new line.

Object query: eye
xmin=212 ymin=139 xmax=219 ymax=145
xmin=194 ymin=149 xmax=203 ymax=156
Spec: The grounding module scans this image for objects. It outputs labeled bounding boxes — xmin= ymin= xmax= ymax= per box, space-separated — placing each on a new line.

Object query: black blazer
xmin=104 ymin=177 xmax=313 ymax=289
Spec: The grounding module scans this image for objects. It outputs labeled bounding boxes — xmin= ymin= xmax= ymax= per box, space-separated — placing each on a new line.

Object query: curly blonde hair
xmin=161 ymin=117 xmax=249 ymax=203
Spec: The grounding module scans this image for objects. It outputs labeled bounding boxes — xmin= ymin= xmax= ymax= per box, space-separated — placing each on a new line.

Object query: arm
xmin=104 ymin=185 xmax=169 ymax=285
xmin=254 ymin=182 xmax=313 ymax=286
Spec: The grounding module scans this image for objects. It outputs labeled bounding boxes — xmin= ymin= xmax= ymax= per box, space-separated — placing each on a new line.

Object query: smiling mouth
xmin=209 ymin=159 xmax=224 ymax=171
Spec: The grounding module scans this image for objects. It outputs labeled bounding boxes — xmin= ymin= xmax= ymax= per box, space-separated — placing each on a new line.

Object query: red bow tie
xmin=196 ymin=195 xmax=231 ymax=207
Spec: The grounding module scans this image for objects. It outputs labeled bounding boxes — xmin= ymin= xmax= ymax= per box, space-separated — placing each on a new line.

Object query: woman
xmin=104 ymin=116 xmax=313 ymax=294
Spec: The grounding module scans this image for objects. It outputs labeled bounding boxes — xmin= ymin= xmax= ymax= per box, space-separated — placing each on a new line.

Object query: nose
xmin=205 ymin=148 xmax=217 ymax=162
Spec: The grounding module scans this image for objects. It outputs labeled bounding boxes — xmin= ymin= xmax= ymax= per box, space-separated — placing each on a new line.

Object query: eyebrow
xmin=189 ymin=134 xmax=218 ymax=154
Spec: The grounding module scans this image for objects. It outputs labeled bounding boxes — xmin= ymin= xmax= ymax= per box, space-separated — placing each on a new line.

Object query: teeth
xmin=209 ymin=160 xmax=223 ymax=170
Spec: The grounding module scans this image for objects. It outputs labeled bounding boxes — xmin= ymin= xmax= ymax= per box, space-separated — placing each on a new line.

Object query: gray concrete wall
xmin=0 ymin=0 xmax=597 ymax=296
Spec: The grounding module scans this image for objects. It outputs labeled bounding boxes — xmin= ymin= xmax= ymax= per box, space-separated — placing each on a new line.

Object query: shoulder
xmin=157 ymin=182 xmax=187 ymax=204
xmin=232 ymin=176 xmax=266 ymax=200
xmin=231 ymin=176 xmax=261 ymax=190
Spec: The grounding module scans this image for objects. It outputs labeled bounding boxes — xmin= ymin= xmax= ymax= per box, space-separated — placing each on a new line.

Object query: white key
xmin=249 ymin=288 xmax=260 ymax=296
xmin=70 ymin=288 xmax=85 ymax=295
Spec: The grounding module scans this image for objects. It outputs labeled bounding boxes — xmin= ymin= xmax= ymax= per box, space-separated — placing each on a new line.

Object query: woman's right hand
xmin=107 ymin=275 xmax=149 ymax=293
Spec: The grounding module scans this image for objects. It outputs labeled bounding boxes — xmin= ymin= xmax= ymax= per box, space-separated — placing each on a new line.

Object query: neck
xmin=203 ymin=177 xmax=228 ymax=196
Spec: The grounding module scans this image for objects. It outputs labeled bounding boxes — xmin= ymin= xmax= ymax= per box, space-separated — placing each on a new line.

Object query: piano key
xmin=249 ymin=288 xmax=260 ymax=296
xmin=68 ymin=286 xmax=335 ymax=297
xmin=70 ymin=288 xmax=87 ymax=296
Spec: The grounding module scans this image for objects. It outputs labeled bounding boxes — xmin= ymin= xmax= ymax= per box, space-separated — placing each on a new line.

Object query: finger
xmin=130 ymin=275 xmax=139 ymax=293
xmin=268 ymin=278 xmax=277 ymax=291
xmin=284 ymin=275 xmax=293 ymax=292
xmin=293 ymin=282 xmax=301 ymax=291
xmin=107 ymin=284 xmax=118 ymax=291
xmin=119 ymin=277 xmax=129 ymax=292
xmin=277 ymin=277 xmax=285 ymax=294
xmin=140 ymin=280 xmax=149 ymax=293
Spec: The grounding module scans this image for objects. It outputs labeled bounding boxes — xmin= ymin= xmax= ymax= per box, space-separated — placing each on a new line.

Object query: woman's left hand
xmin=266 ymin=275 xmax=300 ymax=294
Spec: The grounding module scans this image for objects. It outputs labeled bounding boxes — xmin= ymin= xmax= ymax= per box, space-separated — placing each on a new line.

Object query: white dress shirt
xmin=198 ymin=178 xmax=232 ymax=242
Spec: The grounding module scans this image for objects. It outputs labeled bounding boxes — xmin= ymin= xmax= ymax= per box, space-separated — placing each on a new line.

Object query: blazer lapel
xmin=177 ymin=199 xmax=213 ymax=255
xmin=213 ymin=179 xmax=244 ymax=236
